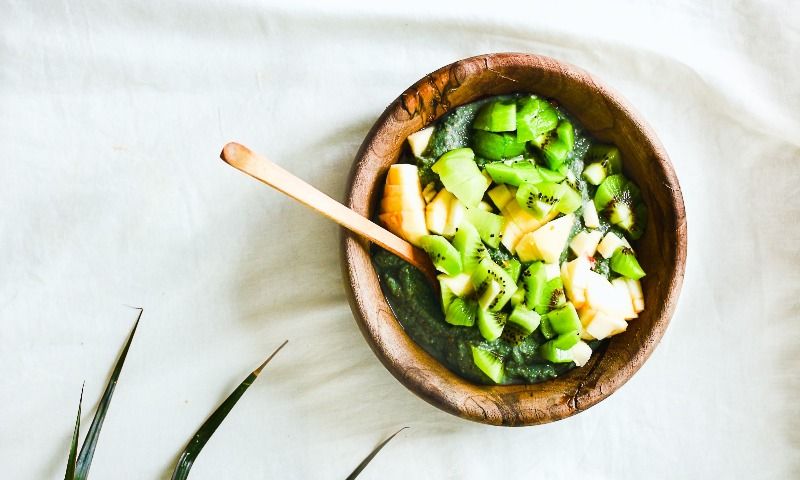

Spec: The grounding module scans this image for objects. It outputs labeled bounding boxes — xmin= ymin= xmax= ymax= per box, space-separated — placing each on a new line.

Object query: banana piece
xmin=379 ymin=164 xmax=428 ymax=246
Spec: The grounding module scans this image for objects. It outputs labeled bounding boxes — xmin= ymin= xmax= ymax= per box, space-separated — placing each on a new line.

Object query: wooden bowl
xmin=340 ymin=53 xmax=687 ymax=426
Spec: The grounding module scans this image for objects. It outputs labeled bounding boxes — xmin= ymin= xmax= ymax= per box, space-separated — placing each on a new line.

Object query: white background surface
xmin=2 ymin=1 xmax=799 ymax=478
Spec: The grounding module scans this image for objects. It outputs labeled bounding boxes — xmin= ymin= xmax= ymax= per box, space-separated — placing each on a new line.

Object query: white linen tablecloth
xmin=2 ymin=1 xmax=798 ymax=478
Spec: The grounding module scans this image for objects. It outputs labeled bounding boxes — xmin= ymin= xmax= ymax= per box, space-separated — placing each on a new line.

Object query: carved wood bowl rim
xmin=340 ymin=53 xmax=687 ymax=426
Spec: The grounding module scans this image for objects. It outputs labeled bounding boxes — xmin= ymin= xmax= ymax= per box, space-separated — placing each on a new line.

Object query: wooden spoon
xmin=220 ymin=142 xmax=438 ymax=285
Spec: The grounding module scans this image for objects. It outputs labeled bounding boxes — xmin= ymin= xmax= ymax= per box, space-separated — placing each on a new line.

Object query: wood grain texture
xmin=340 ymin=53 xmax=687 ymax=426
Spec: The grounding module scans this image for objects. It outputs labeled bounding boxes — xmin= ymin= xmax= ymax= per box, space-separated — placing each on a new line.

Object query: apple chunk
xmin=569 ymin=229 xmax=603 ymax=258
xmin=584 ymin=271 xmax=631 ymax=318
xmin=516 ymin=213 xmax=575 ymax=263
xmin=561 ymin=256 xmax=591 ymax=307
xmin=425 ymin=190 xmax=451 ymax=235
xmin=585 ymin=311 xmax=628 ymax=340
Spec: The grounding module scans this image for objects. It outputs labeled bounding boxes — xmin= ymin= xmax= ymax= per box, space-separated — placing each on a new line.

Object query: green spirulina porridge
xmin=373 ymin=94 xmax=648 ymax=385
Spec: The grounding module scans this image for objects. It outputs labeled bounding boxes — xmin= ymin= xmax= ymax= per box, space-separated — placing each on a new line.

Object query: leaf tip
xmin=254 ymin=339 xmax=288 ymax=376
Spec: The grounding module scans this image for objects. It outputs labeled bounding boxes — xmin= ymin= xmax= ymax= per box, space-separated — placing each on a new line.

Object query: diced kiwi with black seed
xmin=420 ymin=235 xmax=463 ymax=275
xmin=556 ymin=182 xmax=582 ymax=214
xmin=537 ymin=277 xmax=567 ymax=315
xmin=472 ymin=130 xmax=527 ymax=161
xmin=464 ymin=208 xmax=505 ymax=249
xmin=477 ymin=279 xmax=502 ymax=311
xmin=522 ymin=262 xmax=546 ymax=311
xmin=507 ymin=305 xmax=541 ymax=336
xmin=594 ymin=174 xmax=647 ymax=240
xmin=515 ymin=96 xmax=559 ymax=143
xmin=544 ymin=303 xmax=581 ymax=334
xmin=500 ymin=257 xmax=522 ymax=284
xmin=501 ymin=322 xmax=529 ymax=346
xmin=594 ymin=174 xmax=636 ymax=209
xmin=439 ymin=280 xmax=456 ymax=314
xmin=582 ymin=145 xmax=622 ymax=185
xmin=532 ymin=120 xmax=574 ymax=170
xmin=470 ymin=345 xmax=505 ymax=383
xmin=445 ymin=297 xmax=477 ymax=327
xmin=582 ymin=163 xmax=607 ymax=186
xmin=611 ymin=246 xmax=646 ymax=279
xmin=485 ymin=161 xmax=542 ymax=186
xmin=552 ymin=330 xmax=580 ymax=350
xmin=477 ymin=308 xmax=507 ymax=341
xmin=516 ymin=181 xmax=566 ymax=219
xmin=473 ymin=100 xmax=517 ymax=132
xmin=452 ymin=221 xmax=487 ymax=273
xmin=471 ymin=257 xmax=517 ymax=312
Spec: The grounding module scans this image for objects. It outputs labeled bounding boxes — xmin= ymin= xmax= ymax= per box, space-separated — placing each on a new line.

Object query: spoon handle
xmin=220 ymin=142 xmax=436 ymax=281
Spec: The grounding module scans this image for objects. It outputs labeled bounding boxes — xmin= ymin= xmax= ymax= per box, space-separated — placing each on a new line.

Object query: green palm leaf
xmin=64 ymin=385 xmax=84 ymax=480
xmin=346 ymin=427 xmax=408 ymax=480
xmin=74 ymin=309 xmax=141 ymax=479
xmin=171 ymin=339 xmax=288 ymax=480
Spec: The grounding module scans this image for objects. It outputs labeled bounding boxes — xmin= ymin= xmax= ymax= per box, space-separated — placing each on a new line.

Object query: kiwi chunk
xmin=516 ymin=96 xmax=558 ymax=143
xmin=477 ymin=308 xmax=507 ymax=341
xmin=473 ymin=100 xmax=517 ymax=132
xmin=552 ymin=330 xmax=580 ymax=350
xmin=594 ymin=174 xmax=647 ymax=239
xmin=544 ymin=303 xmax=581 ymax=334
xmin=477 ymin=280 xmax=502 ymax=311
xmin=452 ymin=220 xmax=487 ymax=272
xmin=445 ymin=297 xmax=477 ymax=327
xmin=583 ymin=145 xmax=622 ymax=185
xmin=537 ymin=277 xmax=567 ymax=314
xmin=507 ymin=305 xmax=541 ymax=336
xmin=516 ymin=181 xmax=566 ymax=219
xmin=464 ymin=208 xmax=505 ymax=249
xmin=501 ymin=322 xmax=530 ymax=346
xmin=439 ymin=280 xmax=456 ymax=313
xmin=556 ymin=182 xmax=582 ymax=214
xmin=472 ymin=130 xmax=527 ymax=161
xmin=610 ymin=247 xmax=646 ymax=279
xmin=582 ymin=162 xmax=607 ymax=186
xmin=537 ymin=166 xmax=567 ymax=183
xmin=510 ymin=287 xmax=526 ymax=306
xmin=471 ymin=257 xmax=518 ymax=312
xmin=420 ymin=235 xmax=462 ymax=275
xmin=532 ymin=120 xmax=574 ymax=170
xmin=540 ymin=340 xmax=573 ymax=363
xmin=522 ymin=262 xmax=547 ymax=311
xmin=539 ymin=316 xmax=556 ymax=339
xmin=470 ymin=345 xmax=505 ymax=383
xmin=557 ymin=119 xmax=575 ymax=147
xmin=499 ymin=257 xmax=522 ymax=284
xmin=485 ymin=161 xmax=542 ymax=186
xmin=431 ymin=148 xmax=488 ymax=208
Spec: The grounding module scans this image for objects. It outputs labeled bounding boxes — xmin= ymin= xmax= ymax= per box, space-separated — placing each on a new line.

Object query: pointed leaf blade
xmin=75 ymin=308 xmax=142 ymax=480
xmin=171 ymin=340 xmax=288 ymax=480
xmin=346 ymin=427 xmax=408 ymax=480
xmin=64 ymin=385 xmax=84 ymax=480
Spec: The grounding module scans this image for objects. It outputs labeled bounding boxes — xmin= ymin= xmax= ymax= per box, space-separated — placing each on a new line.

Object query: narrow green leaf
xmin=171 ymin=340 xmax=288 ymax=480
xmin=346 ymin=427 xmax=408 ymax=480
xmin=75 ymin=308 xmax=142 ymax=480
xmin=64 ymin=384 xmax=84 ymax=480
